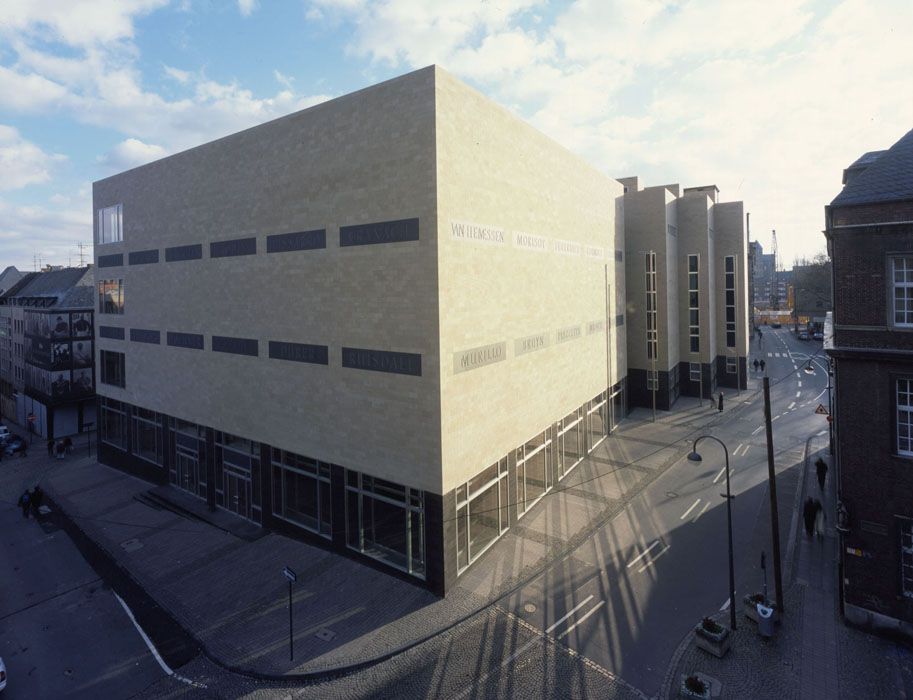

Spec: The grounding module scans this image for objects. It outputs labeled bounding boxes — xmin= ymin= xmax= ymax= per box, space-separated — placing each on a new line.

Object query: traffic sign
xmin=283 ymin=566 xmax=297 ymax=583
xmin=815 ymin=404 xmax=829 ymax=415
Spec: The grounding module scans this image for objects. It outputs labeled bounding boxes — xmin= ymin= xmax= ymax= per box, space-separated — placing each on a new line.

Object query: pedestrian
xmin=816 ymin=456 xmax=828 ymax=491
xmin=814 ymin=499 xmax=825 ymax=539
xmin=47 ymin=438 xmax=54 ymax=457
xmin=803 ymin=498 xmax=815 ymax=537
xmin=19 ymin=489 xmax=30 ymax=519
xmin=760 ymin=359 xmax=766 ymax=373
xmin=753 ymin=359 xmax=760 ymax=372
xmin=718 ymin=392 xmax=724 ymax=412
xmin=31 ymin=485 xmax=43 ymax=519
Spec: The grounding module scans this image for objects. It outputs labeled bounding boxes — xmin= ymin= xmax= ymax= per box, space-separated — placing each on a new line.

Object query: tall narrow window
xmin=901 ymin=518 xmax=913 ymax=599
xmin=898 ymin=379 xmax=913 ymax=456
xmin=455 ymin=458 xmax=509 ymax=572
xmin=100 ymin=349 xmax=126 ymax=387
xmin=98 ymin=279 xmax=124 ymax=314
xmin=645 ymin=252 xmax=657 ymax=361
xmin=97 ymin=204 xmax=123 ymax=244
xmin=893 ymin=257 xmax=913 ymax=327
xmin=689 ymin=254 xmax=700 ymax=353
xmin=725 ymin=256 xmax=736 ymax=348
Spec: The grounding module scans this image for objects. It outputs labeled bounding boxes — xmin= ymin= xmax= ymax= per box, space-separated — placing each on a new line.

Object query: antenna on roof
xmin=76 ymin=242 xmax=89 ymax=266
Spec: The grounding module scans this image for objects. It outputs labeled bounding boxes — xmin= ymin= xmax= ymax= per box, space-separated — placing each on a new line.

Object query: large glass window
xmin=645 ymin=252 xmax=657 ymax=360
xmin=100 ymin=397 xmax=126 ymax=450
xmin=98 ymin=279 xmax=124 ymax=314
xmin=346 ymin=472 xmax=425 ymax=579
xmin=132 ymin=407 xmax=163 ymax=465
xmin=169 ymin=418 xmax=207 ymax=500
xmin=98 ymin=204 xmax=123 ymax=244
xmin=898 ymin=379 xmax=913 ymax=456
xmin=456 ymin=458 xmax=509 ymax=572
xmin=587 ymin=392 xmax=608 ymax=452
xmin=215 ymin=431 xmax=261 ymax=524
xmin=894 ymin=257 xmax=913 ymax=327
xmin=100 ymin=349 xmax=125 ymax=387
xmin=516 ymin=429 xmax=553 ymax=518
xmin=557 ymin=409 xmax=585 ymax=480
xmin=725 ymin=256 xmax=737 ymax=348
xmin=689 ymin=254 xmax=700 ymax=353
xmin=271 ymin=448 xmax=332 ymax=538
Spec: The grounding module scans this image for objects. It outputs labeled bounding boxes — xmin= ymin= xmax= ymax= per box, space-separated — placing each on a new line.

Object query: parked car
xmin=771 ymin=322 xmax=782 ymax=329
xmin=0 ymin=425 xmax=9 ymax=443
xmin=4 ymin=436 xmax=26 ymax=456
xmin=813 ymin=331 xmax=824 ymax=341
xmin=798 ymin=331 xmax=810 ymax=340
xmin=0 ymin=655 xmax=6 ymax=691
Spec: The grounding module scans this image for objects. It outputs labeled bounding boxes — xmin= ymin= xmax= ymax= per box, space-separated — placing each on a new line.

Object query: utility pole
xmin=76 ymin=242 xmax=89 ymax=266
xmin=762 ymin=377 xmax=785 ymax=611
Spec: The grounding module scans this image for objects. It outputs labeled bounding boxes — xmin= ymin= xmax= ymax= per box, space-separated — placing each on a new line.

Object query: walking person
xmin=760 ymin=359 xmax=766 ymax=373
xmin=30 ymin=485 xmax=43 ymax=519
xmin=753 ymin=359 xmax=760 ymax=372
xmin=816 ymin=456 xmax=828 ymax=491
xmin=19 ymin=489 xmax=30 ymax=519
xmin=803 ymin=498 xmax=815 ymax=537
xmin=47 ymin=438 xmax=54 ymax=457
xmin=718 ymin=392 xmax=724 ymax=412
xmin=814 ymin=498 xmax=825 ymax=539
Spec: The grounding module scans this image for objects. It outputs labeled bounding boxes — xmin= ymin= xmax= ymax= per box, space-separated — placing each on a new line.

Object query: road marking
xmin=772 ymin=415 xmax=781 ymax=421
xmin=626 ymin=540 xmax=660 ymax=568
xmin=681 ymin=498 xmax=701 ymax=520
xmin=713 ymin=467 xmax=726 ymax=484
xmin=546 ymin=596 xmax=595 ymax=634
xmin=796 ymin=391 xmax=801 ymax=398
xmin=789 ymin=401 xmax=796 ymax=409
xmin=637 ymin=544 xmax=671 ymax=573
xmin=742 ymin=445 xmax=751 ymax=456
xmin=720 ymin=598 xmax=731 ymax=611
xmin=693 ymin=501 xmax=711 ymax=522
xmin=798 ymin=381 xmax=802 ymax=388
xmin=114 ymin=593 xmax=204 ymax=688
xmin=767 ymin=352 xmax=773 ymax=357
xmin=556 ymin=600 xmax=606 ymax=639
xmin=817 ymin=430 xmax=827 ymax=436
xmin=751 ymin=425 xmax=764 ymax=435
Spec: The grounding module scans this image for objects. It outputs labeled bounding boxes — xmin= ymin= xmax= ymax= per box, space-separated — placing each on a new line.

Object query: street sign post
xmin=283 ymin=566 xmax=297 ymax=661
xmin=815 ymin=404 xmax=829 ymax=415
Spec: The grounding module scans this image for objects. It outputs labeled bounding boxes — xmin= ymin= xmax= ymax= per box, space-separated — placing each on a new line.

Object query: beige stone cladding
xmin=712 ymin=201 xmax=749 ymax=363
xmin=93 ymin=66 xmax=444 ymax=492
xmin=623 ymin=184 xmax=679 ymax=373
xmin=434 ymin=67 xmax=625 ymax=494
xmin=677 ymin=193 xmax=717 ymax=366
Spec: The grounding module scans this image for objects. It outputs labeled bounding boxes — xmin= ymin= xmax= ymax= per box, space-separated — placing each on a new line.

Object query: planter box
xmin=679 ymin=675 xmax=711 ymax=699
xmin=742 ymin=595 xmax=779 ymax=624
xmin=694 ymin=624 xmax=731 ymax=658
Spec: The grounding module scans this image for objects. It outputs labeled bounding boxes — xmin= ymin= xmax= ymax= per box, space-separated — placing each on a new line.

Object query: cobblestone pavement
xmin=664 ymin=434 xmax=913 ymax=699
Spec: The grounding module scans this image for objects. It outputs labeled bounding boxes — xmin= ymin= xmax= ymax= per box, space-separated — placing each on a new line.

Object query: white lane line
xmin=735 ymin=443 xmax=744 ymax=455
xmin=772 ymin=415 xmax=781 ymax=421
xmin=693 ymin=501 xmax=711 ymax=522
xmin=681 ymin=498 xmax=702 ymax=520
xmin=798 ymin=381 xmax=802 ymax=388
xmin=637 ymin=544 xmax=671 ymax=573
xmin=627 ymin=540 xmax=660 ymax=568
xmin=712 ymin=467 xmax=726 ymax=484
xmin=751 ymin=425 xmax=764 ymax=435
xmin=720 ymin=598 xmax=731 ymax=611
xmin=546 ymin=595 xmax=595 ymax=634
xmin=742 ymin=445 xmax=751 ymax=456
xmin=789 ymin=401 xmax=796 ymax=409
xmin=114 ymin=593 xmax=203 ymax=688
xmin=796 ymin=391 xmax=801 ymax=398
xmin=817 ymin=430 xmax=827 ymax=436
xmin=556 ymin=600 xmax=606 ymax=640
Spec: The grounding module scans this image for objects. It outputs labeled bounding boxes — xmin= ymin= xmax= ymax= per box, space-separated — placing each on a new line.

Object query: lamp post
xmin=688 ymin=435 xmax=737 ymax=630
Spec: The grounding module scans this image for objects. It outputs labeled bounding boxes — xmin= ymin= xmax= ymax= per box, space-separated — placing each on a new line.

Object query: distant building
xmin=791 ymin=259 xmax=832 ymax=330
xmin=619 ymin=178 xmax=748 ymax=411
xmin=825 ymin=127 xmax=913 ymax=637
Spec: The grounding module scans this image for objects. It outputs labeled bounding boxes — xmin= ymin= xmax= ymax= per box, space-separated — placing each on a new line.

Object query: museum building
xmin=93 ymin=66 xmax=627 ymax=594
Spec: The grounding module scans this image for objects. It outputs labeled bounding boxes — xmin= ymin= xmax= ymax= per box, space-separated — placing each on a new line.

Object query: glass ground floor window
xmin=587 ymin=391 xmax=609 ymax=452
xmin=516 ymin=428 xmax=553 ymax=518
xmin=557 ymin=408 xmax=585 ymax=480
xmin=131 ymin=407 xmax=163 ymax=466
xmin=100 ymin=397 xmax=127 ymax=450
xmin=272 ymin=448 xmax=332 ymax=538
xmin=456 ymin=457 xmax=508 ymax=572
xmin=215 ymin=431 xmax=261 ymax=523
xmin=169 ymin=418 xmax=207 ymax=500
xmin=346 ymin=472 xmax=425 ymax=579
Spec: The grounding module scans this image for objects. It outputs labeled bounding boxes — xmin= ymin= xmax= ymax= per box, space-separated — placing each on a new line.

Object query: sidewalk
xmin=36 ymin=397 xmax=732 ymax=680
xmin=664 ymin=433 xmax=913 ymax=699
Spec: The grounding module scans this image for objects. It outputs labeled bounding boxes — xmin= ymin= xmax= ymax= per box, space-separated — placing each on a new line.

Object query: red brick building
xmin=826 ymin=127 xmax=913 ymax=636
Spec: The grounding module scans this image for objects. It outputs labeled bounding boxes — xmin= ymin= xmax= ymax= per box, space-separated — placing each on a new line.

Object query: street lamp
xmin=688 ymin=435 xmax=737 ymax=630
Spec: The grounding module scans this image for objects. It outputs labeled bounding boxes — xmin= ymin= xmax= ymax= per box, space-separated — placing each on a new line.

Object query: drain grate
xmin=315 ymin=627 xmax=336 ymax=642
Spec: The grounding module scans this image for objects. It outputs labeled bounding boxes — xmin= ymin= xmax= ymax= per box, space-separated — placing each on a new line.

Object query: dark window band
xmin=99 ymin=326 xmax=125 ymax=340
xmin=98 ymin=253 xmax=124 ymax=268
xmin=129 ymin=249 xmax=159 ymax=265
xmin=210 ymin=237 xmax=256 ymax=258
xmin=341 ymin=347 xmax=421 ymax=376
xmin=167 ymin=331 xmax=204 ymax=350
xmin=267 ymin=229 xmax=326 ymax=254
xmin=340 ymin=218 xmax=419 ymax=247
xmin=165 ymin=244 xmax=203 ymax=262
xmin=212 ymin=335 xmax=258 ymax=356
xmin=130 ymin=328 xmax=161 ymax=344
xmin=268 ymin=341 xmax=328 ymax=365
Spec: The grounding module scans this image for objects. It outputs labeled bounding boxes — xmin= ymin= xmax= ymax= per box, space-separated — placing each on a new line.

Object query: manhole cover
xmin=665 ymin=491 xmax=678 ymax=499
xmin=120 ymin=538 xmax=143 ymax=552
xmin=524 ymin=602 xmax=537 ymax=614
xmin=315 ymin=628 xmax=336 ymax=642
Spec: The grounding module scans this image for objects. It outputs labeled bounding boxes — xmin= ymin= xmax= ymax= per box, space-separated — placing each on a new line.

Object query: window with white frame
xmin=725 ymin=256 xmax=736 ymax=348
xmin=516 ymin=428 xmax=553 ymax=518
xmin=97 ymin=204 xmax=123 ymax=244
xmin=893 ymin=257 xmax=913 ymax=327
xmin=726 ymin=356 xmax=738 ymax=374
xmin=898 ymin=379 xmax=913 ymax=456
xmin=901 ymin=517 xmax=913 ymax=599
xmin=456 ymin=458 xmax=509 ymax=572
xmin=645 ymin=252 xmax=658 ymax=361
xmin=689 ymin=362 xmax=701 ymax=382
xmin=647 ymin=369 xmax=658 ymax=390
xmin=689 ymin=254 xmax=700 ymax=353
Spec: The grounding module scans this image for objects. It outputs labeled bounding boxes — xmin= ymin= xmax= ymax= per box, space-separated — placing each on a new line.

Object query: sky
xmin=1 ymin=0 xmax=911 ymax=272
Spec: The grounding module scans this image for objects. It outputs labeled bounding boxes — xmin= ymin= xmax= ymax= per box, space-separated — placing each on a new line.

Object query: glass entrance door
xmin=224 ymin=467 xmax=252 ymax=521
xmin=174 ymin=447 xmax=203 ymax=498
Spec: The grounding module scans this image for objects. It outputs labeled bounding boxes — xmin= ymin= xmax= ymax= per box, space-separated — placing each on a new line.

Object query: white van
xmin=0 ymin=425 xmax=10 ymax=443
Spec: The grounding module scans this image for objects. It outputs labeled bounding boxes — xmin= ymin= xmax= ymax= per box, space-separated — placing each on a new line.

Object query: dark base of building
xmin=844 ymin=602 xmax=913 ymax=643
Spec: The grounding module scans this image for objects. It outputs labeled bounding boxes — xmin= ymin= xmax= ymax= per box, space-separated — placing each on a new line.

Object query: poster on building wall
xmin=50 ymin=314 xmax=69 ymax=338
xmin=51 ymin=342 xmax=71 ymax=368
xmin=71 ymin=312 xmax=92 ymax=338
xmin=72 ymin=367 xmax=93 ymax=394
xmin=51 ymin=370 xmax=71 ymax=397
xmin=27 ymin=336 xmax=51 ymax=366
xmin=72 ymin=340 xmax=92 ymax=367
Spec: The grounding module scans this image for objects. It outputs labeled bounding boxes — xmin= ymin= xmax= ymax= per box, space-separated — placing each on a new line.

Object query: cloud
xmin=163 ymin=65 xmax=192 ymax=84
xmin=0 ymin=125 xmax=66 ymax=191
xmin=97 ymin=138 xmax=168 ymax=171
xmin=238 ymin=0 xmax=258 ymax=17
xmin=0 ymin=196 xmax=91 ymax=269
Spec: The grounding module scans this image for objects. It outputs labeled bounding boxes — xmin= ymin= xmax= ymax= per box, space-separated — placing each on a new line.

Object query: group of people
xmin=18 ymin=485 xmax=43 ymax=519
xmin=752 ymin=359 xmax=767 ymax=373
xmin=48 ymin=437 xmax=73 ymax=459
xmin=803 ymin=457 xmax=830 ymax=538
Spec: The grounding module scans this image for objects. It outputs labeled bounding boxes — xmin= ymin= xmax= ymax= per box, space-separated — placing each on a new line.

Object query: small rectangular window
xmin=97 ymin=204 xmax=123 ymax=244
xmin=690 ymin=362 xmax=701 ymax=382
xmin=98 ymin=279 xmax=124 ymax=315
xmin=100 ymin=349 xmax=125 ymax=388
xmin=726 ymin=356 xmax=738 ymax=374
xmin=898 ymin=379 xmax=913 ymax=456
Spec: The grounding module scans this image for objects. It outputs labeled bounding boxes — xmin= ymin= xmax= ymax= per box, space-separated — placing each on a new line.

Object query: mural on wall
xmin=23 ymin=310 xmax=95 ymax=402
